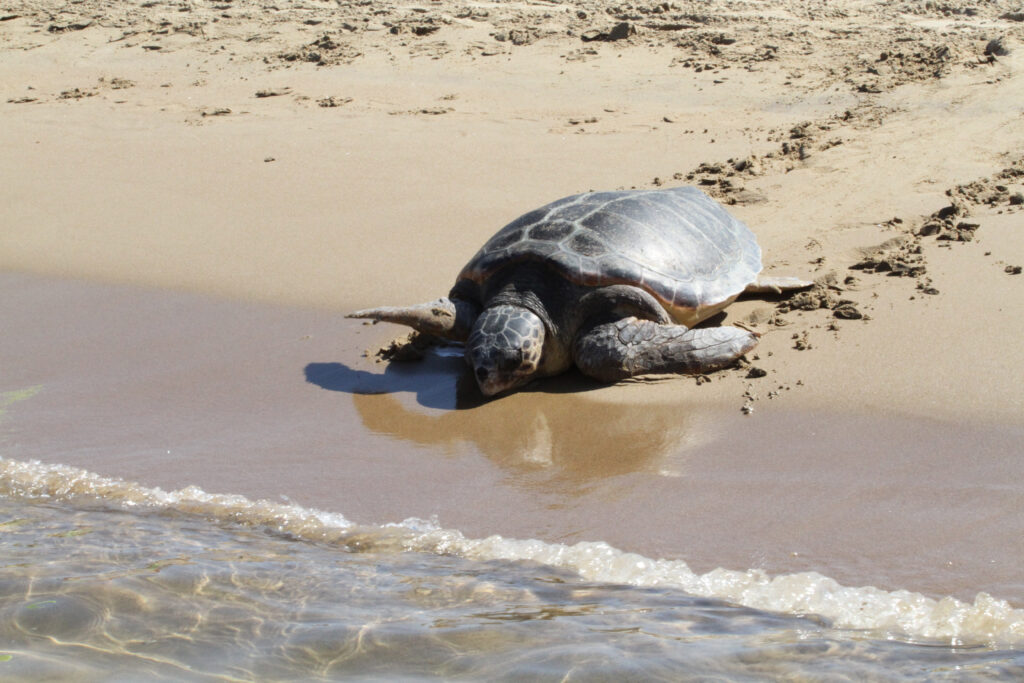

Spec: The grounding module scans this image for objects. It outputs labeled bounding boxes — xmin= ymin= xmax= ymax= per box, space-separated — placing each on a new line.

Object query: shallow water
xmin=1 ymin=459 xmax=1022 ymax=680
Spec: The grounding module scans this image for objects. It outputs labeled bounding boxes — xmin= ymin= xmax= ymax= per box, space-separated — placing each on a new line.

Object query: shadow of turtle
xmin=304 ymin=349 xmax=608 ymax=410
xmin=304 ymin=355 xmax=470 ymax=411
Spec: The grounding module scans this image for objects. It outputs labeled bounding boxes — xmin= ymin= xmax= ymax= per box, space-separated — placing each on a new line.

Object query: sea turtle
xmin=349 ymin=186 xmax=811 ymax=396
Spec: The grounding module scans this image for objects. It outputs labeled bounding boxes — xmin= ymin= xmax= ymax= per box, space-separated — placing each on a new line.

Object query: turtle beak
xmin=472 ymin=365 xmax=531 ymax=397
xmin=475 ymin=368 xmax=502 ymax=397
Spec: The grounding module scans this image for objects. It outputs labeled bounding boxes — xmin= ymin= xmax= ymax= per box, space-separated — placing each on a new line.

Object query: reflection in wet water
xmin=305 ymin=348 xmax=704 ymax=481
xmin=2 ymin=499 xmax=1021 ymax=681
xmin=306 ymin=354 xmax=699 ymax=480
xmin=303 ymin=342 xmax=716 ymax=481
xmin=350 ymin=390 xmax=691 ymax=480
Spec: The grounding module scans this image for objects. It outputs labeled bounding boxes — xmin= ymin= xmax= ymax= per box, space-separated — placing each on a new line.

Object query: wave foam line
xmin=0 ymin=457 xmax=354 ymax=540
xmin=3 ymin=457 xmax=1022 ymax=648
xmin=410 ymin=531 xmax=1023 ymax=648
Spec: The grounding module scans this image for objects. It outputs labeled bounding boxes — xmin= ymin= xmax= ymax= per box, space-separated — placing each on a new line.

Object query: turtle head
xmin=466 ymin=305 xmax=545 ymax=397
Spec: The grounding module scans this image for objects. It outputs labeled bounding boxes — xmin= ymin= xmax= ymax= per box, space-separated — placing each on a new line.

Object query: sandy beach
xmin=3 ymin=0 xmax=1022 ymax=418
xmin=2 ymin=0 xmax=1024 ymax=671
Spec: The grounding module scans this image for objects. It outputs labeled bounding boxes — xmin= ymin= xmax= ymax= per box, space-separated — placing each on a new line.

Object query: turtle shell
xmin=457 ymin=186 xmax=762 ymax=321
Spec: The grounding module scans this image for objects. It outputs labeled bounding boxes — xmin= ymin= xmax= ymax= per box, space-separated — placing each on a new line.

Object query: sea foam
xmin=2 ymin=456 xmax=1021 ymax=648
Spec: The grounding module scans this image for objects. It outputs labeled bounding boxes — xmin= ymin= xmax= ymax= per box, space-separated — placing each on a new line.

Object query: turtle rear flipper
xmin=744 ymin=276 xmax=814 ymax=294
xmin=347 ymin=297 xmax=479 ymax=341
xmin=573 ymin=317 xmax=757 ymax=382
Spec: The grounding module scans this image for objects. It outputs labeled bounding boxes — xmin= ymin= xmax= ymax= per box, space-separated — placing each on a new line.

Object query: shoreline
xmin=4 ymin=458 xmax=1024 ymax=650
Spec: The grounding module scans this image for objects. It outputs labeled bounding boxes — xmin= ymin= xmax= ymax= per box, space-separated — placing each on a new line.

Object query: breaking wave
xmin=2 ymin=456 xmax=1021 ymax=649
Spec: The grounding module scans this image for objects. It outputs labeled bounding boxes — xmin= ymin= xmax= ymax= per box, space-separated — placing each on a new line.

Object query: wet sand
xmin=2 ymin=272 xmax=1022 ymax=606
xmin=2 ymin=0 xmax=1024 ymax=613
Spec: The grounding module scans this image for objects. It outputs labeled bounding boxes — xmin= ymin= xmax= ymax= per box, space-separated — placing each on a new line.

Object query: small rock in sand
xmin=985 ymin=37 xmax=1010 ymax=57
xmin=581 ymin=22 xmax=635 ymax=43
xmin=833 ymin=303 xmax=863 ymax=319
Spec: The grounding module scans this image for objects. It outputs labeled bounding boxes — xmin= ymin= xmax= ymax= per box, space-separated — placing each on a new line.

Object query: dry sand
xmin=2 ymin=0 xmax=1024 ymax=602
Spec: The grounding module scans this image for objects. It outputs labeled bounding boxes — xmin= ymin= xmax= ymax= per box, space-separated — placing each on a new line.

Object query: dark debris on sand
xmin=374 ymin=331 xmax=445 ymax=363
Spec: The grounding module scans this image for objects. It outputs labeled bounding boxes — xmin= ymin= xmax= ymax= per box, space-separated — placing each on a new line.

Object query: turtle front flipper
xmin=347 ymin=297 xmax=479 ymax=341
xmin=573 ymin=317 xmax=757 ymax=382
